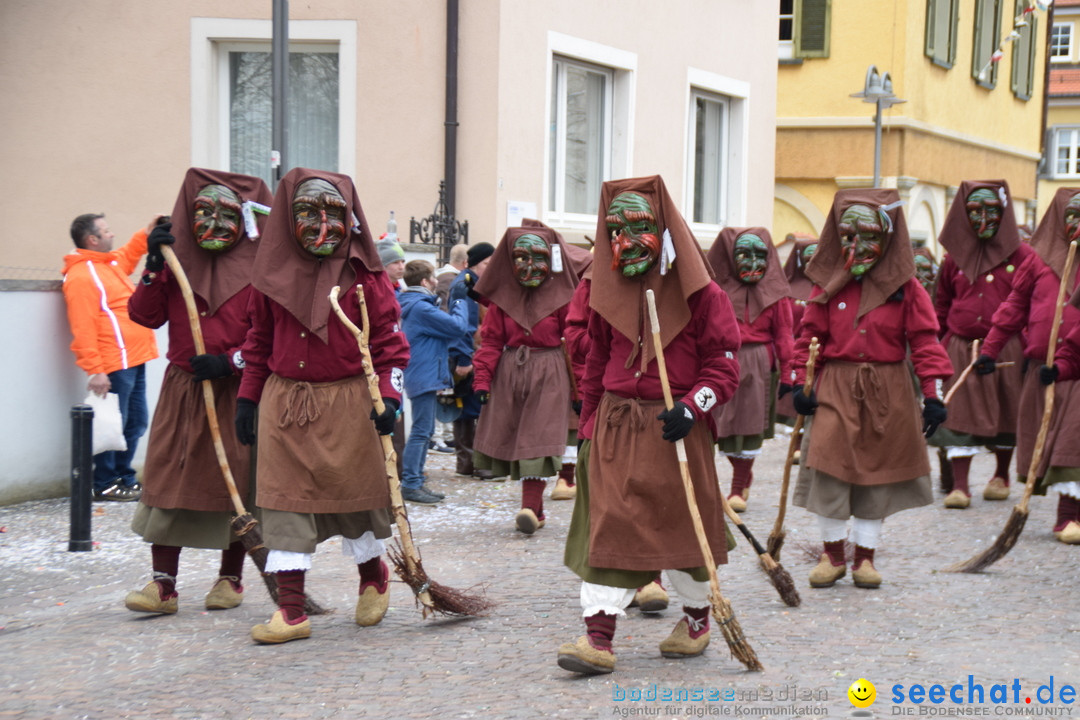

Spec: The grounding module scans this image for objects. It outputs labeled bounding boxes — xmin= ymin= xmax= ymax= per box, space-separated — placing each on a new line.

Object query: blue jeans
xmin=93 ymin=364 xmax=148 ymax=492
xmin=401 ymin=391 xmax=436 ymax=491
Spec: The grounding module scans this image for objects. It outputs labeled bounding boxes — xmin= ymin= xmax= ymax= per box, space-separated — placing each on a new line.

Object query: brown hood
xmin=1031 ymin=186 xmax=1080 ymax=280
xmin=589 ymin=175 xmax=713 ymax=370
xmin=474 ymin=221 xmax=579 ymax=331
xmin=170 ymin=168 xmax=273 ymax=316
xmin=251 ymin=167 xmax=382 ymax=342
xmin=706 ymin=226 xmax=789 ymax=323
xmin=806 ymin=187 xmax=913 ymax=319
xmin=783 ymin=235 xmax=819 ymax=301
xmin=938 ymin=180 xmax=1021 ymax=279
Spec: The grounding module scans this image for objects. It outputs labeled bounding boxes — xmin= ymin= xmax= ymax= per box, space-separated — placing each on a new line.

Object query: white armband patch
xmin=232 ymin=350 xmax=246 ymax=370
xmin=934 ymin=379 xmax=944 ymax=399
xmin=391 ymin=367 xmax=404 ymax=393
xmin=693 ymin=386 xmax=717 ymax=412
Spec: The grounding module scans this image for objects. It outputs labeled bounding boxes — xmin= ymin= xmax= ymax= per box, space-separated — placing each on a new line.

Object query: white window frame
xmin=684 ymin=69 xmax=750 ymax=235
xmin=778 ymin=0 xmax=795 ymax=60
xmin=1051 ymin=22 xmax=1073 ymax=63
xmin=544 ymin=32 xmax=636 ymax=232
xmin=1054 ymin=127 xmax=1080 ymax=179
xmin=190 ymin=18 xmax=357 ymax=177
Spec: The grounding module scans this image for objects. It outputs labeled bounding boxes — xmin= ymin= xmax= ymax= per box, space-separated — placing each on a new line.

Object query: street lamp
xmin=850 ymin=65 xmax=906 ymax=188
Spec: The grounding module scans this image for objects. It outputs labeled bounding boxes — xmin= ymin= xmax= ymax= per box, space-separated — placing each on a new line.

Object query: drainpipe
xmin=444 ymin=0 xmax=459 ymax=217
xmin=272 ymin=0 xmax=289 ymax=187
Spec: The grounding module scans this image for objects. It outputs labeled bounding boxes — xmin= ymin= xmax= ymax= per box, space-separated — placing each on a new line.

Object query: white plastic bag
xmin=84 ymin=392 xmax=128 ymax=455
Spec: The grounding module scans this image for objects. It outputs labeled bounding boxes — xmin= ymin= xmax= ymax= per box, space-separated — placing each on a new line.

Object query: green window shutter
xmin=948 ymin=0 xmax=959 ymax=65
xmin=926 ymin=0 xmax=960 ymax=68
xmin=972 ymin=0 xmax=1001 ymax=88
xmin=1011 ymin=1 xmax=1036 ymax=100
xmin=795 ymin=0 xmax=831 ymax=58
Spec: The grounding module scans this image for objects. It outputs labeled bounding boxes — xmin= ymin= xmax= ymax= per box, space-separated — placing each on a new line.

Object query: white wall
xmin=0 ymin=285 xmax=167 ymax=505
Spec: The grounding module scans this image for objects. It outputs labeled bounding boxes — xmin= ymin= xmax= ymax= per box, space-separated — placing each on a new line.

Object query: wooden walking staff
xmin=329 ymin=285 xmax=492 ymax=617
xmin=766 ymin=337 xmax=819 ymax=561
xmin=644 ymin=289 xmax=763 ymax=672
xmin=943 ymin=339 xmax=981 ymax=407
xmin=950 ymin=239 xmax=1079 ymax=573
xmin=160 ymin=246 xmax=330 ymax=614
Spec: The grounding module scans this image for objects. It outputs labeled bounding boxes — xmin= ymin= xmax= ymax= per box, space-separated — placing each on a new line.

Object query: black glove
xmin=1039 ymin=364 xmax=1060 ymax=386
xmin=973 ymin=354 xmax=996 ymax=376
xmin=235 ymin=398 xmax=257 ymax=446
xmin=190 ymin=353 xmax=233 ymax=381
xmin=922 ymin=398 xmax=947 ymax=438
xmin=466 ymin=287 xmax=483 ymax=302
xmin=476 ymin=390 xmax=490 ymax=405
xmin=370 ymin=398 xmax=399 ymax=435
xmin=778 ymin=383 xmax=793 ymax=399
xmin=792 ymin=386 xmax=817 ymax=416
xmin=657 ymin=401 xmax=695 ymax=442
xmin=145 ymin=222 xmax=175 ymax=272
xmin=572 ymin=399 xmax=582 ymax=415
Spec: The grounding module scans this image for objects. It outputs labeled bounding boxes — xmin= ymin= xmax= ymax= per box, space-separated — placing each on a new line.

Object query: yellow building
xmin=775 ymin=0 xmax=1046 ymax=257
xmin=1039 ymin=0 xmax=1080 ymax=219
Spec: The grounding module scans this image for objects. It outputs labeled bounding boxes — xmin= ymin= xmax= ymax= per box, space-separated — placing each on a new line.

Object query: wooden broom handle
xmin=327 ymin=285 xmax=434 ymax=611
xmin=768 ymin=338 xmax=819 ymax=542
xmin=1019 ymin=240 xmax=1079 ymax=511
xmin=943 ymin=339 xmax=980 ymax=407
xmin=644 ymin=289 xmax=723 ymax=602
xmin=160 ymin=246 xmax=246 ymax=517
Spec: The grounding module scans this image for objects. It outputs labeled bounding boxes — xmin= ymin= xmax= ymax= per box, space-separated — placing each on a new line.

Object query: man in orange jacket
xmin=62 ymin=213 xmax=161 ymax=501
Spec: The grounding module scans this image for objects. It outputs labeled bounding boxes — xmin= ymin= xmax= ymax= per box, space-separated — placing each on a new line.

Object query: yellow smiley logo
xmin=848 ymin=678 xmax=876 ymax=708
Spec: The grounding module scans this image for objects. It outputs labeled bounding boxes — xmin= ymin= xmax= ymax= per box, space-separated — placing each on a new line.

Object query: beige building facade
xmin=2 ymin=0 xmax=779 ymax=279
xmin=0 ymin=1 xmax=778 ymax=500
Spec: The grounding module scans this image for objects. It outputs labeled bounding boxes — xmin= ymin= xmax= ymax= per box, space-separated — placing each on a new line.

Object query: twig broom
xmin=645 ymin=289 xmax=763 ymax=672
xmin=329 ymin=284 xmax=492 ymax=617
xmin=161 ymin=246 xmax=329 ymax=614
xmin=766 ymin=337 xmax=819 ymax=561
xmin=720 ymin=493 xmax=800 ymax=607
xmin=948 ymin=239 xmax=1078 ymax=573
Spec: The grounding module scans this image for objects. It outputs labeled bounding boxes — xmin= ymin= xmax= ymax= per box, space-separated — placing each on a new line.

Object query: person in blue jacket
xmin=448 ymin=242 xmax=496 ymax=478
xmin=399 ymin=259 xmax=472 ymax=504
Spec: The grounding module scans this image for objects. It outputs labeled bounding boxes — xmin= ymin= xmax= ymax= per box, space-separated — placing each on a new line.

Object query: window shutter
xmin=926 ymin=0 xmax=959 ymax=68
xmin=795 ymin=0 xmax=831 ymax=58
xmin=947 ymin=0 xmax=959 ymax=65
xmin=1011 ymin=1 xmax=1036 ymax=100
xmin=972 ymin=0 xmax=1000 ymax=87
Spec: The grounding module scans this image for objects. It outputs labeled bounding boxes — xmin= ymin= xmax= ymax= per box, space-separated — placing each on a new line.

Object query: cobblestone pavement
xmin=2 ymin=430 xmax=1078 ymax=720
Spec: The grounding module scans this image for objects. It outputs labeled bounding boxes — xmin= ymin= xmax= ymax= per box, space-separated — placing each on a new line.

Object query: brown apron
xmin=1018 ymin=371 xmax=1080 ymax=481
xmin=141 ymin=364 xmax=250 ymax=512
xmin=942 ymin=333 xmax=1023 ymax=438
xmin=256 ymin=373 xmax=390 ymax=514
xmin=713 ymin=342 xmax=770 ymax=439
xmin=587 ymin=393 xmax=727 ymax=572
xmin=805 ymin=361 xmax=930 ymax=485
xmin=474 ymin=346 xmax=569 ymax=461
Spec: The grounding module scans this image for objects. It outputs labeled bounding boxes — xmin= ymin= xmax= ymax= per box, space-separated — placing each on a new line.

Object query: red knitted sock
xmin=558 ymin=463 xmax=576 ymax=487
xmin=683 ymin=605 xmax=710 ymax=639
xmin=275 ymin=570 xmax=308 ymax=623
xmin=951 ymin=456 xmax=972 ymax=496
xmin=824 ymin=540 xmax=846 ymax=567
xmin=728 ymin=457 xmax=754 ymax=499
xmin=358 ymin=556 xmax=388 ymax=593
xmin=994 ymin=449 xmax=1013 ymax=484
xmin=218 ymin=541 xmax=246 ymax=587
xmin=1055 ymin=494 xmax=1080 ymax=533
xmin=853 ymin=544 xmax=875 ymax=569
xmin=585 ymin=611 xmax=617 ymax=651
xmin=522 ymin=478 xmax=547 ymax=520
xmin=150 ymin=544 xmax=181 ymax=597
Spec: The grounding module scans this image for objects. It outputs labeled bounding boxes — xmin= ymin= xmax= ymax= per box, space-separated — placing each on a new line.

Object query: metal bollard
xmin=69 ymin=404 xmax=93 ymax=552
